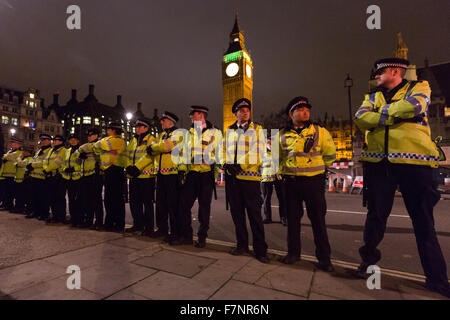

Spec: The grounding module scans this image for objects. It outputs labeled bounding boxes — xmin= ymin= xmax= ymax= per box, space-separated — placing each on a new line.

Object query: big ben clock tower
xmin=222 ymin=15 xmax=253 ymax=130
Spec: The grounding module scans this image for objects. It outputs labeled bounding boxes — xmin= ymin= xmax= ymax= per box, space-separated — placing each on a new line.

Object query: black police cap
xmin=52 ymin=135 xmax=65 ymax=142
xmin=160 ymin=111 xmax=179 ymax=123
xmin=134 ymin=118 xmax=151 ymax=128
xmin=373 ymin=58 xmax=409 ymax=75
xmin=39 ymin=134 xmax=52 ymax=141
xmin=189 ymin=106 xmax=209 ymax=116
xmin=107 ymin=122 xmax=123 ymax=131
xmin=232 ymin=98 xmax=251 ymax=114
xmin=87 ymin=127 xmax=100 ymax=136
xmin=286 ymin=96 xmax=312 ymax=115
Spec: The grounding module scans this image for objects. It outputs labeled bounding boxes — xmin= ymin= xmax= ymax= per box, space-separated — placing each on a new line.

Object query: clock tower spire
xmin=222 ymin=14 xmax=253 ymax=130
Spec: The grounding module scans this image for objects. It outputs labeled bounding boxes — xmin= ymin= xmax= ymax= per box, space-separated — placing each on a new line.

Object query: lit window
xmin=445 ymin=106 xmax=450 ymax=117
xmin=83 ymin=116 xmax=92 ymax=124
xmin=2 ymin=116 xmax=8 ymax=124
xmin=61 ymin=120 xmax=65 ymax=125
xmin=30 ymin=93 xmax=35 ymax=99
xmin=94 ymin=118 xmax=100 ymax=125
xmin=234 ymin=38 xmax=239 ymax=42
xmin=12 ymin=118 xmax=18 ymax=126
xmin=70 ymin=127 xmax=75 ymax=134
xmin=76 ymin=117 xmax=81 ymax=125
xmin=30 ymin=101 xmax=35 ymax=107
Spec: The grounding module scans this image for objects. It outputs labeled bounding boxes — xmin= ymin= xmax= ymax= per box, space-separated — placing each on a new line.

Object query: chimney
xmin=137 ymin=102 xmax=142 ymax=111
xmin=117 ymin=95 xmax=122 ymax=105
xmin=71 ymin=89 xmax=77 ymax=100
xmin=53 ymin=93 xmax=59 ymax=105
xmin=89 ymin=84 xmax=94 ymax=95
xmin=41 ymin=98 xmax=45 ymax=109
xmin=153 ymin=108 xmax=158 ymax=118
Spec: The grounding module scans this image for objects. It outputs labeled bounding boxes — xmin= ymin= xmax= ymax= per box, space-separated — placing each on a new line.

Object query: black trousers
xmin=31 ymin=178 xmax=50 ymax=218
xmin=4 ymin=177 xmax=15 ymax=209
xmin=104 ymin=166 xmax=125 ymax=229
xmin=67 ymin=179 xmax=82 ymax=225
xmin=14 ymin=179 xmax=32 ymax=212
xmin=360 ymin=162 xmax=448 ymax=284
xmin=48 ymin=175 xmax=67 ymax=221
xmin=156 ymin=174 xmax=179 ymax=236
xmin=0 ymin=179 xmax=5 ymax=206
xmin=226 ymin=177 xmax=268 ymax=257
xmin=262 ymin=180 xmax=287 ymax=221
xmin=179 ymin=171 xmax=214 ymax=241
xmin=79 ymin=174 xmax=103 ymax=226
xmin=129 ymin=178 xmax=155 ymax=231
xmin=284 ymin=174 xmax=331 ymax=264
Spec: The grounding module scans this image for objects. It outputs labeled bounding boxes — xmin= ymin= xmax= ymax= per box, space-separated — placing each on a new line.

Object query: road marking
xmin=270 ymin=206 xmax=409 ymax=218
xmin=204 ymin=238 xmax=428 ymax=283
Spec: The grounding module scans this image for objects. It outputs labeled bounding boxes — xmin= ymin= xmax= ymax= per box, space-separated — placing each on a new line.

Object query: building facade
xmin=222 ymin=15 xmax=254 ymax=130
xmin=0 ymin=86 xmax=62 ymax=153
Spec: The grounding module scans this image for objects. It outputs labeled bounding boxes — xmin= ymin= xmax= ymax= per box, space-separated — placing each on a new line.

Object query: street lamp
xmin=10 ymin=128 xmax=16 ymax=135
xmin=126 ymin=112 xmax=133 ymax=121
xmin=344 ymin=73 xmax=354 ymax=153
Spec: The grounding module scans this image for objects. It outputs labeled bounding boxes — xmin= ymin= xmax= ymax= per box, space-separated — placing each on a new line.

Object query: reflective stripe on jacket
xmin=30 ymin=146 xmax=52 ymax=180
xmin=92 ymin=135 xmax=126 ymax=170
xmin=127 ymin=133 xmax=157 ymax=178
xmin=354 ymin=80 xmax=439 ymax=167
xmin=2 ymin=149 xmax=23 ymax=178
xmin=277 ymin=123 xmax=336 ymax=177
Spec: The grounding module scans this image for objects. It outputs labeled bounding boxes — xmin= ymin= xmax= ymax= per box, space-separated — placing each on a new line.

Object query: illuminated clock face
xmin=246 ymin=64 xmax=252 ymax=78
xmin=226 ymin=62 xmax=239 ymax=77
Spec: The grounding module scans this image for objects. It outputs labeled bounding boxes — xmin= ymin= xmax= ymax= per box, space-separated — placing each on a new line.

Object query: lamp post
xmin=344 ymin=74 xmax=354 ymax=157
xmin=10 ymin=128 xmax=16 ymax=136
xmin=125 ymin=112 xmax=133 ymax=141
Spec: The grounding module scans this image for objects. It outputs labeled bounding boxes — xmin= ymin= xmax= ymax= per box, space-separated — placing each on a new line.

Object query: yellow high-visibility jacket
xmin=77 ymin=140 xmax=101 ymax=177
xmin=179 ymin=121 xmax=223 ymax=173
xmin=14 ymin=155 xmax=32 ymax=183
xmin=61 ymin=146 xmax=82 ymax=181
xmin=149 ymin=127 xmax=184 ymax=175
xmin=2 ymin=149 xmax=23 ymax=178
xmin=127 ymin=133 xmax=157 ymax=178
xmin=29 ymin=146 xmax=52 ymax=180
xmin=276 ymin=122 xmax=336 ymax=177
xmin=261 ymin=149 xmax=276 ymax=183
xmin=223 ymin=122 xmax=266 ymax=182
xmin=43 ymin=145 xmax=66 ymax=176
xmin=355 ymin=80 xmax=439 ymax=167
xmin=91 ymin=135 xmax=126 ymax=170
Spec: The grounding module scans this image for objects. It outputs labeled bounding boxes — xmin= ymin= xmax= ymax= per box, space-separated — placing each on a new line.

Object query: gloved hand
xmin=78 ymin=152 xmax=88 ymax=160
xmin=64 ymin=167 xmax=75 ymax=174
xmin=26 ymin=163 xmax=34 ymax=172
xmin=146 ymin=145 xmax=154 ymax=156
xmin=177 ymin=171 xmax=187 ymax=187
xmin=223 ymin=164 xmax=241 ymax=177
xmin=126 ymin=165 xmax=141 ymax=178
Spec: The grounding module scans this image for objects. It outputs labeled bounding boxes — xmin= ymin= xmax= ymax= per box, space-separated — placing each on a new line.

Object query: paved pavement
xmin=1 ymin=210 xmax=448 ymax=300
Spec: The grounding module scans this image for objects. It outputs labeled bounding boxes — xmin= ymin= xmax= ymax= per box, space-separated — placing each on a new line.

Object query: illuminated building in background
xmin=0 ymin=86 xmax=62 ymax=153
xmin=222 ymin=14 xmax=254 ymax=130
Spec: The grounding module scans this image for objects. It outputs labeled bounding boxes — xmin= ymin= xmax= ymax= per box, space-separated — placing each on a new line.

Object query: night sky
xmin=1 ymin=0 xmax=449 ymax=128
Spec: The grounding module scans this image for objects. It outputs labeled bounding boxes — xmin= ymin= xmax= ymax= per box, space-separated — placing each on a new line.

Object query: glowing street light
xmin=126 ymin=112 xmax=133 ymax=121
xmin=10 ymin=128 xmax=16 ymax=135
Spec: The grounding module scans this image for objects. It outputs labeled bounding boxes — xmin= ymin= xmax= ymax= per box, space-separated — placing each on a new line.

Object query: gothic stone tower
xmin=222 ymin=15 xmax=253 ymax=130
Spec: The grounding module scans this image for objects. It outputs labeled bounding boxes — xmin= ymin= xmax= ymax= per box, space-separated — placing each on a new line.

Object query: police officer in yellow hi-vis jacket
xmin=1 ymin=137 xmax=23 ymax=211
xmin=354 ymin=58 xmax=450 ymax=298
xmin=125 ymin=118 xmax=158 ymax=235
xmin=44 ymin=135 xmax=67 ymax=223
xmin=223 ymin=98 xmax=269 ymax=263
xmin=92 ymin=122 xmax=126 ymax=232
xmin=77 ymin=128 xmax=104 ymax=229
xmin=62 ymin=134 xmax=82 ymax=227
xmin=275 ymin=96 xmax=336 ymax=271
xmin=13 ymin=147 xmax=33 ymax=214
xmin=26 ymin=134 xmax=52 ymax=220
xmin=146 ymin=111 xmax=183 ymax=242
xmin=175 ymin=106 xmax=222 ymax=247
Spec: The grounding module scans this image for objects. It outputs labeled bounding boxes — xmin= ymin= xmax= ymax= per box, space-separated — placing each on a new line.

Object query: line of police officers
xmin=0 ymin=57 xmax=449 ymax=297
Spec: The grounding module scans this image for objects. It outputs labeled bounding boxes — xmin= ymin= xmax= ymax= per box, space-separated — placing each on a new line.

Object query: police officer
xmin=91 ymin=122 xmax=126 ymax=232
xmin=147 ymin=111 xmax=183 ymax=242
xmin=175 ymin=106 xmax=222 ymax=247
xmin=223 ymin=98 xmax=269 ymax=263
xmin=1 ymin=137 xmax=23 ymax=211
xmin=354 ymin=58 xmax=450 ymax=298
xmin=261 ymin=139 xmax=287 ymax=226
xmin=62 ymin=134 xmax=82 ymax=227
xmin=125 ymin=119 xmax=158 ymax=235
xmin=44 ymin=135 xmax=67 ymax=223
xmin=12 ymin=147 xmax=33 ymax=214
xmin=276 ymin=96 xmax=336 ymax=271
xmin=77 ymin=128 xmax=104 ymax=229
xmin=26 ymin=134 xmax=52 ymax=220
